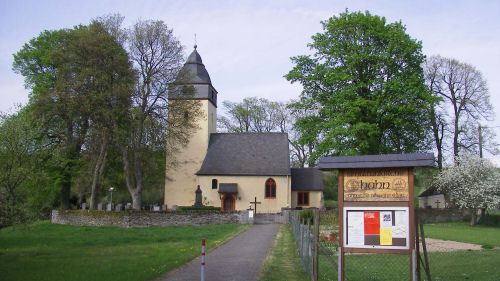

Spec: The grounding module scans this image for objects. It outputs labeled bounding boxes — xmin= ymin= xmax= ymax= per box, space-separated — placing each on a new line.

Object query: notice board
xmin=343 ymin=206 xmax=409 ymax=250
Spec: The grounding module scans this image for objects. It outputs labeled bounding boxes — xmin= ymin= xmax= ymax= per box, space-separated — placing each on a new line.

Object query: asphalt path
xmin=162 ymin=224 xmax=280 ymax=281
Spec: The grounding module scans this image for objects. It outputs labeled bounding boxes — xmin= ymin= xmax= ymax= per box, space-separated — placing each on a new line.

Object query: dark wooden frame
xmin=264 ymin=178 xmax=276 ymax=198
xmin=338 ymin=168 xmax=415 ymax=280
xmin=297 ymin=191 xmax=310 ymax=206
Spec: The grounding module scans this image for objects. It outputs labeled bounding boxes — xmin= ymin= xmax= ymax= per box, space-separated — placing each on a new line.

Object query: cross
xmin=194 ymin=33 xmax=197 ymax=49
xmin=250 ymin=197 xmax=261 ymax=214
xmin=435 ymin=200 xmax=441 ymax=209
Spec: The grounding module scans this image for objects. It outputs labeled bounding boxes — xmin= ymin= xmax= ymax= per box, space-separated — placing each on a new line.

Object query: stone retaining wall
xmin=417 ymin=208 xmax=467 ymax=223
xmin=51 ymin=209 xmax=250 ymax=227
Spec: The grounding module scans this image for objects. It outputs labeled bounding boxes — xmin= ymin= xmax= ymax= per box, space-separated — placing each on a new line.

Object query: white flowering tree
xmin=433 ymin=153 xmax=500 ymax=225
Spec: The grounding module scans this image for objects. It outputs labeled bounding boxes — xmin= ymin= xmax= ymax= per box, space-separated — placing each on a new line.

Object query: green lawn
xmin=424 ymin=222 xmax=500 ymax=247
xmin=259 ymin=225 xmax=309 ymax=281
xmin=318 ymin=250 xmax=500 ymax=281
xmin=0 ymin=221 xmax=247 ymax=281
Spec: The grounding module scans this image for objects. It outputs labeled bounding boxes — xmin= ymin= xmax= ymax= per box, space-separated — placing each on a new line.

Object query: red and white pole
xmin=201 ymin=239 xmax=206 ymax=281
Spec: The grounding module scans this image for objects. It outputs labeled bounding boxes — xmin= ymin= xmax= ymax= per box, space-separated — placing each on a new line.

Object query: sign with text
xmin=343 ymin=207 xmax=409 ymax=250
xmin=344 ymin=168 xmax=409 ymax=201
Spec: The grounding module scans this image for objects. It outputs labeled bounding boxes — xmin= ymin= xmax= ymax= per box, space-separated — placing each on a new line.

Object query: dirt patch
xmin=420 ymin=238 xmax=482 ymax=252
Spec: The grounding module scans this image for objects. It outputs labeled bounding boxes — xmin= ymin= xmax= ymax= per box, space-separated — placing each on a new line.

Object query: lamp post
xmin=108 ymin=187 xmax=114 ymax=206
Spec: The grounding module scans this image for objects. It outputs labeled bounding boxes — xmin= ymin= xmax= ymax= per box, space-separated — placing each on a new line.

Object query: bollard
xmin=201 ymin=239 xmax=206 ymax=281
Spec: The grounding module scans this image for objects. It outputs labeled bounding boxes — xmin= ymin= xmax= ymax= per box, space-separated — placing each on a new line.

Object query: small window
xmin=212 ymin=179 xmax=218 ymax=189
xmin=265 ymin=178 xmax=276 ymax=198
xmin=298 ymin=192 xmax=309 ymax=206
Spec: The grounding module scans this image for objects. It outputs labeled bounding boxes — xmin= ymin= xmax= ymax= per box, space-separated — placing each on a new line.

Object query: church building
xmin=164 ymin=46 xmax=324 ymax=213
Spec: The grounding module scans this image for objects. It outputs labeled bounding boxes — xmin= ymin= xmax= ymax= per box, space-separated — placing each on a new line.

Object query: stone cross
xmin=250 ymin=197 xmax=261 ymax=214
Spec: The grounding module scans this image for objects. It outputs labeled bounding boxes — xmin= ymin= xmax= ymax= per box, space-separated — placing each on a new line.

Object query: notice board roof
xmin=318 ymin=153 xmax=435 ymax=169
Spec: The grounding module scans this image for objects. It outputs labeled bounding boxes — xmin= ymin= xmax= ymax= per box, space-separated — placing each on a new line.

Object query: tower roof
xmin=176 ymin=46 xmax=212 ymax=84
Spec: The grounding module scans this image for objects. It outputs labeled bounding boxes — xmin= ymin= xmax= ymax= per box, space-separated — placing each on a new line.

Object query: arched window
xmin=265 ymin=178 xmax=276 ymax=198
xmin=212 ymin=179 xmax=218 ymax=189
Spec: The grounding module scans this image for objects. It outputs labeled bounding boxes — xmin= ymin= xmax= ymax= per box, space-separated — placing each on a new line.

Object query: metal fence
xmin=289 ymin=209 xmax=500 ymax=281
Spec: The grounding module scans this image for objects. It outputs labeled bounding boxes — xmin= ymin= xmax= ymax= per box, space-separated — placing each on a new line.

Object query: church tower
xmin=164 ymin=45 xmax=218 ymax=208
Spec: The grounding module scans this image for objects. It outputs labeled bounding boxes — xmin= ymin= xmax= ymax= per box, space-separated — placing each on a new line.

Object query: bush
xmin=299 ymin=209 xmax=314 ymax=224
xmin=176 ymin=206 xmax=221 ymax=212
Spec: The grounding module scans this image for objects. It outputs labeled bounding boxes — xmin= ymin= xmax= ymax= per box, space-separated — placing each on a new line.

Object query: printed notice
xmin=347 ymin=212 xmax=364 ymax=246
xmin=393 ymin=211 xmax=408 ymax=238
xmin=380 ymin=227 xmax=393 ymax=245
xmin=380 ymin=211 xmax=393 ymax=228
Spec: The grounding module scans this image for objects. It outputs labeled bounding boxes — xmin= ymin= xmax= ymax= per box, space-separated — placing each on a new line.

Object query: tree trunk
xmin=122 ymin=148 xmax=143 ymax=210
xmin=60 ymin=169 xmax=72 ymax=209
xmin=132 ymin=189 xmax=142 ymax=210
xmin=89 ymin=136 xmax=108 ymax=210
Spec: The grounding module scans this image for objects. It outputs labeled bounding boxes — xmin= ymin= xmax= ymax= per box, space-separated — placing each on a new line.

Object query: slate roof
xmin=291 ymin=168 xmax=324 ymax=191
xmin=418 ymin=185 xmax=443 ymax=197
xmin=175 ymin=47 xmax=212 ymax=85
xmin=196 ymin=133 xmax=291 ymax=176
xmin=318 ymin=153 xmax=435 ymax=169
xmin=218 ymin=183 xmax=238 ymax=193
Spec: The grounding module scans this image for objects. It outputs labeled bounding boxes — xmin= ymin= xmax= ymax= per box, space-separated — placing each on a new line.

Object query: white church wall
xmin=165 ymin=99 xmax=216 ymax=208
xmin=291 ymin=191 xmax=323 ymax=208
xmin=197 ymin=175 xmax=291 ymax=213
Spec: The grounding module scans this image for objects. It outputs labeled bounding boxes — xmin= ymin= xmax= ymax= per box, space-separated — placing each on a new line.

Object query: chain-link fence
xmin=290 ymin=208 xmax=500 ymax=281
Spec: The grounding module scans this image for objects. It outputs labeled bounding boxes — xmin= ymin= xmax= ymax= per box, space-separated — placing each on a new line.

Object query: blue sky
xmin=1 ymin=0 xmax=499 ymax=164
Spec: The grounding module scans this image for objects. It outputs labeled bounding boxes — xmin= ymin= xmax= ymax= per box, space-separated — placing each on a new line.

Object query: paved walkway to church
xmin=161 ymin=224 xmax=280 ymax=281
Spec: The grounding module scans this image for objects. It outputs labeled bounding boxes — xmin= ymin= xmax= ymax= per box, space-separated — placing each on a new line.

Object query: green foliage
xmin=0 ymin=221 xmax=246 ymax=281
xmin=322 ymin=171 xmax=338 ymax=201
xmin=176 ymin=206 xmax=221 ymax=212
xmin=299 ymin=209 xmax=314 ymax=224
xmin=286 ymin=11 xmax=434 ymax=162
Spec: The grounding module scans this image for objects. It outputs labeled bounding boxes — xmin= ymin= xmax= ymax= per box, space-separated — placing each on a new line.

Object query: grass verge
xmin=259 ymin=225 xmax=309 ymax=281
xmin=423 ymin=222 xmax=500 ymax=247
xmin=0 ymin=221 xmax=247 ymax=281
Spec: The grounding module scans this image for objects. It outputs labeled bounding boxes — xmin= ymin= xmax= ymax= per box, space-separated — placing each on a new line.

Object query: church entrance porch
xmin=222 ymin=194 xmax=235 ymax=211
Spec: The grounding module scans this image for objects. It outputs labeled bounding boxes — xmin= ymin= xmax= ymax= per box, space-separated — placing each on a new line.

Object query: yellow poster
xmin=380 ymin=227 xmax=393 ymax=245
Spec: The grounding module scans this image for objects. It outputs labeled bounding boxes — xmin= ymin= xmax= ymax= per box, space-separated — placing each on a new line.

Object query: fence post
xmin=201 ymin=239 xmax=206 ymax=281
xmin=312 ymin=209 xmax=319 ymax=281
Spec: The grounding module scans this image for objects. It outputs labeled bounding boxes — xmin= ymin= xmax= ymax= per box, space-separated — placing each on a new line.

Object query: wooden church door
xmin=223 ymin=194 xmax=235 ymax=211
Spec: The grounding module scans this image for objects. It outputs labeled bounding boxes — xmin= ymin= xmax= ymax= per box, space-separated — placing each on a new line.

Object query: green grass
xmin=0 ymin=221 xmax=247 ymax=281
xmin=319 ymin=250 xmax=500 ymax=281
xmin=424 ymin=222 xmax=500 ymax=247
xmin=259 ymin=225 xmax=309 ymax=281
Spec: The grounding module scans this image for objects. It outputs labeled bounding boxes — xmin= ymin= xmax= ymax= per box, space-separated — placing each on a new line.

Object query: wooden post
xmin=338 ymin=170 xmax=345 ymax=281
xmin=313 ymin=209 xmax=320 ymax=281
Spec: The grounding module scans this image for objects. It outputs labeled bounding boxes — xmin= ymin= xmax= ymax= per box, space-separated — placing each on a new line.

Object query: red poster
xmin=364 ymin=211 xmax=380 ymax=235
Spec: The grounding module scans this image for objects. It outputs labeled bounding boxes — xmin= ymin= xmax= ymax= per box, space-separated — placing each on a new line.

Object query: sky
xmin=1 ymin=0 xmax=499 ymax=164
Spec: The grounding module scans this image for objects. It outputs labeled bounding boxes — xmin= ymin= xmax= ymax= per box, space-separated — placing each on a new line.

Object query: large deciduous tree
xmin=13 ymin=23 xmax=135 ymax=209
xmin=433 ymin=154 xmax=500 ymax=225
xmin=425 ymin=56 xmax=496 ymax=166
xmin=122 ymin=20 xmax=202 ymax=209
xmin=286 ymin=11 xmax=434 ymax=162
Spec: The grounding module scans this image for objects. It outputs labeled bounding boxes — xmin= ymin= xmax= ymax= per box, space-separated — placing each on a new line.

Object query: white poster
xmin=393 ymin=211 xmax=408 ymax=238
xmin=346 ymin=211 xmax=364 ymax=246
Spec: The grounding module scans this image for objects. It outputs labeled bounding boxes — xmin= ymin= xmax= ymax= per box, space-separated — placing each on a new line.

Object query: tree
xmin=286 ymin=11 xmax=434 ymax=162
xmin=13 ymin=23 xmax=135 ymax=209
xmin=122 ymin=20 xmax=202 ymax=209
xmin=218 ymin=97 xmax=315 ymax=167
xmin=425 ymin=56 xmax=496 ymax=164
xmin=433 ymin=154 xmax=500 ymax=225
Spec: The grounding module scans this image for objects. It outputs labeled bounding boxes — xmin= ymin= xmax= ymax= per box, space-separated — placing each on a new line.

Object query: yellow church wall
xmin=291 ymin=191 xmax=323 ymax=208
xmin=196 ymin=175 xmax=291 ymax=213
xmin=164 ymin=99 xmax=216 ymax=208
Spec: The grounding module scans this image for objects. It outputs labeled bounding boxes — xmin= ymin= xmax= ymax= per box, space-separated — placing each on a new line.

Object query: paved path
xmin=420 ymin=238 xmax=482 ymax=252
xmin=162 ymin=224 xmax=280 ymax=281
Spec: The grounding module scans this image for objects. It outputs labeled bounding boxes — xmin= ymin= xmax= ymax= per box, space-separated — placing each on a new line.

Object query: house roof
xmin=196 ymin=133 xmax=291 ymax=176
xmin=318 ymin=153 xmax=435 ymax=169
xmin=291 ymin=168 xmax=324 ymax=191
xmin=418 ymin=186 xmax=443 ymax=197
xmin=218 ymin=183 xmax=238 ymax=193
